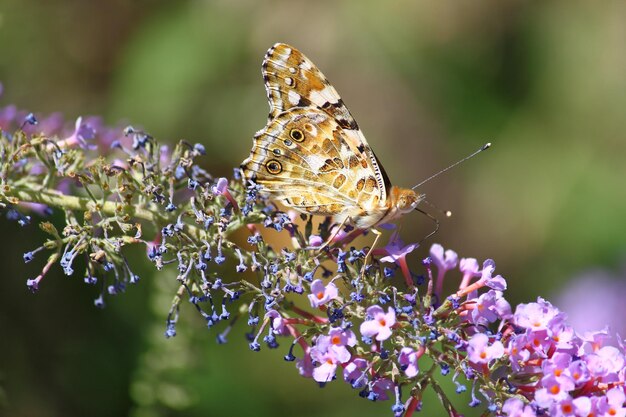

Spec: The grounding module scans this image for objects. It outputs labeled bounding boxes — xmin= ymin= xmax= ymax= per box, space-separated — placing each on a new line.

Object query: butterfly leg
xmin=360 ymin=228 xmax=382 ymax=276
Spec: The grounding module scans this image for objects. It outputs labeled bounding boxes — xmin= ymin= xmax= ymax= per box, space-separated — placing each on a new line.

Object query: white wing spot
xmin=285 ymin=77 xmax=293 ymax=86
xmin=288 ymin=90 xmax=301 ymax=105
xmin=289 ymin=67 xmax=297 ymax=74
xmin=306 ymin=155 xmax=327 ymax=172
xmin=278 ymin=47 xmax=291 ymax=59
xmin=309 ymin=86 xmax=339 ymax=105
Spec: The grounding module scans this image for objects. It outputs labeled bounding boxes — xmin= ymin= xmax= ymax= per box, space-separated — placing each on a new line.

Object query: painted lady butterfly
xmin=241 ymin=43 xmax=423 ymax=232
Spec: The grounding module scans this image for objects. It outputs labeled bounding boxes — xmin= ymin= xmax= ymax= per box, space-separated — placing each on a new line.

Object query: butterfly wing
xmin=261 ymin=43 xmax=391 ymax=202
xmin=241 ymin=108 xmax=388 ymax=227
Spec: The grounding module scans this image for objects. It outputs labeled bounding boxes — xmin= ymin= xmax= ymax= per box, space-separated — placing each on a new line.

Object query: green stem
xmin=429 ymin=376 xmax=459 ymax=417
xmin=7 ymin=186 xmax=159 ymax=223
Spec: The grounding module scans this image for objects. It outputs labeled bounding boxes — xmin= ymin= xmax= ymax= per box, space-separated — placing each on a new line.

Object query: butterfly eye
xmin=290 ymin=129 xmax=304 ymax=142
xmin=266 ymin=160 xmax=282 ymax=174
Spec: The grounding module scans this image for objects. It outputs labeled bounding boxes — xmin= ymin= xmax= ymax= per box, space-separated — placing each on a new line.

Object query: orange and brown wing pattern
xmin=262 ymin=43 xmax=390 ymax=203
xmin=262 ymin=43 xmax=356 ymax=129
xmin=241 ymin=108 xmax=388 ymax=226
xmin=242 ymin=43 xmax=397 ymax=228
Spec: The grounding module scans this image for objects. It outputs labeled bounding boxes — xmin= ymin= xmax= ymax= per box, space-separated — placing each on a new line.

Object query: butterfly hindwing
xmin=242 ymin=108 xmax=385 ymax=220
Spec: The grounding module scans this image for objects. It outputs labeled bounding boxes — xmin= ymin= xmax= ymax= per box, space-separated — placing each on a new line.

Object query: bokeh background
xmin=1 ymin=1 xmax=625 ymax=416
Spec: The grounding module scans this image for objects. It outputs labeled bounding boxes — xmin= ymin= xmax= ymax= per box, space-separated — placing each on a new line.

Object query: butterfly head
xmin=390 ymin=186 xmax=424 ymax=215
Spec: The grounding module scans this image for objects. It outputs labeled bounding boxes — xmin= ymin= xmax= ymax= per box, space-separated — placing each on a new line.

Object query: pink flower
xmin=307 ymin=279 xmax=339 ymax=308
xmin=466 ymin=333 xmax=504 ymax=365
xmin=211 ymin=177 xmax=240 ymax=212
xmin=430 ymin=244 xmax=458 ymax=296
xmin=571 ymin=396 xmax=600 ymax=417
xmin=315 ymin=327 xmax=357 ymax=363
xmin=360 ymin=305 xmax=396 ymax=341
xmin=398 ymin=347 xmax=420 ymax=377
xmin=61 ymin=116 xmax=97 ymax=149
xmin=343 ymin=358 xmax=368 ymax=387
xmin=507 ymin=334 xmax=531 ymax=372
xmin=478 ymin=259 xmax=507 ymax=291
xmin=597 ymin=388 xmax=626 ymax=417
xmin=542 ymin=352 xmax=573 ymax=385
xmin=370 ymin=378 xmax=393 ymax=400
xmin=212 ymin=177 xmax=229 ymax=195
xmin=459 ymin=257 xmax=481 ymax=290
xmin=534 ymin=376 xmax=574 ymax=408
xmin=310 ymin=346 xmax=340 ymax=383
xmin=377 ymin=234 xmax=418 ymax=287
xmin=514 ymin=298 xmax=565 ymax=333
xmin=568 ymin=360 xmax=590 ymax=386
xmin=502 ymin=398 xmax=537 ymax=417
xmin=468 ymin=289 xmax=511 ymax=325
xmin=430 ymin=243 xmax=458 ymax=271
xmin=296 ymin=351 xmax=314 ymax=378
xmin=585 ymin=346 xmax=625 ymax=382
xmin=265 ymin=309 xmax=290 ymax=336
xmin=308 ymin=234 xmax=323 ymax=247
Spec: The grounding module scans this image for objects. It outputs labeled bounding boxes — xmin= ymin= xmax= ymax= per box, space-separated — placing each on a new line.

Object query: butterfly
xmin=241 ymin=43 xmax=423 ymax=233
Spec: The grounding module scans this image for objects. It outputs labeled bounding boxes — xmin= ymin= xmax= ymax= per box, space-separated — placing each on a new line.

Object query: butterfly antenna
xmin=423 ymin=199 xmax=453 ymax=219
xmin=415 ymin=207 xmax=440 ymax=244
xmin=412 ymin=142 xmax=491 ymax=190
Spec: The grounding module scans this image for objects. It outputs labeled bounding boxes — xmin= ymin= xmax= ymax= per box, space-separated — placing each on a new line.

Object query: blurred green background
xmin=1 ymin=1 xmax=625 ymax=416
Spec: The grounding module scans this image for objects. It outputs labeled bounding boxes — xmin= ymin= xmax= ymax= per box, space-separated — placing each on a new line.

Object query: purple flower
xmin=296 ymin=351 xmax=314 ymax=378
xmin=513 ymin=298 xmax=566 ymax=333
xmin=551 ymin=324 xmax=577 ymax=353
xmin=61 ymin=117 xmax=97 ymax=149
xmin=370 ymin=378 xmax=393 ymax=401
xmin=534 ymin=375 xmax=574 ymax=409
xmin=307 ymin=279 xmax=339 ymax=308
xmin=315 ymin=327 xmax=357 ymax=363
xmin=380 ymin=236 xmax=418 ymax=264
xmin=266 ymin=309 xmax=290 ymax=336
xmin=468 ymin=289 xmax=511 ymax=325
xmin=502 ymin=397 xmax=537 ymax=417
xmin=398 ymin=347 xmax=420 ymax=377
xmin=310 ymin=346 xmax=340 ymax=383
xmin=459 ymin=257 xmax=481 ymax=290
xmin=506 ymin=334 xmax=531 ymax=372
xmin=429 ymin=244 xmax=459 ymax=296
xmin=585 ymin=346 xmax=625 ymax=382
xmin=542 ymin=352 xmax=573 ymax=385
xmin=26 ymin=277 xmax=41 ymax=293
xmin=360 ymin=305 xmax=396 ymax=342
xmin=343 ymin=358 xmax=368 ymax=387
xmin=579 ymin=328 xmax=611 ymax=355
xmin=308 ymin=234 xmax=323 ymax=247
xmin=212 ymin=177 xmax=229 ymax=196
xmin=466 ymin=333 xmax=504 ymax=365
xmin=430 ymin=243 xmax=458 ymax=272
xmin=378 ymin=234 xmax=418 ymax=287
xmin=0 ymin=104 xmax=18 ymax=130
xmin=477 ymin=259 xmax=507 ymax=291
xmin=567 ymin=360 xmax=590 ymax=386
xmin=597 ymin=387 xmax=626 ymax=417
